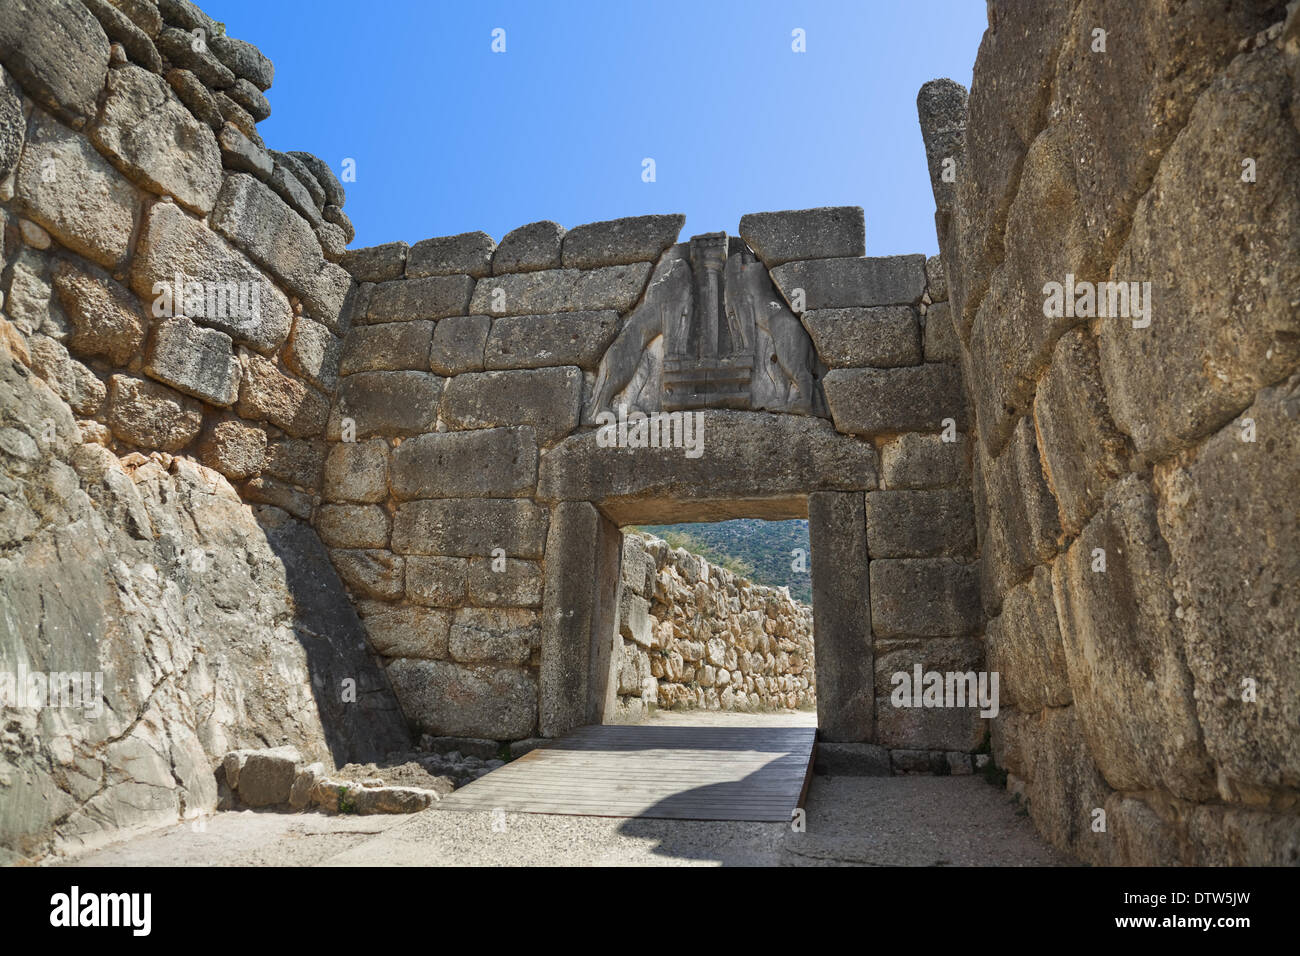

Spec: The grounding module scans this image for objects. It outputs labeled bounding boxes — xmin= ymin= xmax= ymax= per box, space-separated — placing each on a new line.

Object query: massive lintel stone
xmin=803 ymin=306 xmax=921 ymax=368
xmin=493 ymin=220 xmax=564 ymax=274
xmin=537 ymin=410 xmax=878 ymax=524
xmin=91 ymin=64 xmax=222 ymax=215
xmin=389 ymin=426 xmax=538 ymax=500
xmin=468 ymin=263 xmax=653 ymax=316
xmin=484 ymin=311 xmax=619 ymax=371
xmin=365 ymin=275 xmax=475 ymax=323
xmin=809 ymin=492 xmax=874 ymax=742
xmin=823 ymin=365 xmax=965 ymax=436
xmin=210 ymin=173 xmax=352 ymax=325
xmin=738 ymin=206 xmax=865 ymax=268
xmin=408 ymin=231 xmax=495 ymax=279
xmin=390 ymin=498 xmax=548 ymax=558
xmin=0 ymin=0 xmax=110 ymax=126
xmin=15 ymin=113 xmax=139 ymax=271
xmin=439 ymin=366 xmax=582 ymax=444
xmin=561 ymin=214 xmax=685 ymax=270
xmin=386 ymin=659 xmax=538 ymax=740
xmin=771 ymin=255 xmax=926 ymax=311
xmin=131 ymin=200 xmax=293 ymax=354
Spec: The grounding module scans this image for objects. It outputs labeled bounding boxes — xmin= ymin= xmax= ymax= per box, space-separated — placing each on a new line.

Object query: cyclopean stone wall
xmin=611 ymin=531 xmax=815 ymax=721
xmin=916 ymin=1 xmax=1300 ymax=865
xmin=0 ymin=0 xmax=407 ymax=863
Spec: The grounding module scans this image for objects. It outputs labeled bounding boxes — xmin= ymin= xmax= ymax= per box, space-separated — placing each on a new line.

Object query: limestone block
xmin=241 ymin=475 xmax=312 ymax=519
xmin=232 ymin=746 xmax=301 ymax=808
xmin=210 ymin=173 xmax=352 ymax=323
xmin=1051 ymin=474 xmax=1215 ymax=801
xmin=365 ymin=275 xmax=474 ymax=323
xmin=1155 ymin=373 xmax=1300 ymax=793
xmin=385 ymin=659 xmax=537 ymax=740
xmin=169 ymin=68 xmax=223 ymax=130
xmin=1098 ymin=45 xmax=1300 ymax=459
xmin=439 ymin=366 xmax=581 ymax=444
xmin=875 ymin=702 xmax=983 ymax=752
xmin=467 ymin=558 xmax=543 ymax=608
xmin=879 ymin=432 xmax=969 ymax=490
xmin=803 ymin=306 xmax=921 ymax=368
xmin=216 ymin=121 xmax=271 ymax=179
xmin=285 ymin=316 xmax=341 ymax=392
xmin=331 ymin=548 xmax=404 ymax=600
xmin=809 ymin=492 xmax=873 ymax=741
xmin=236 ymin=352 xmax=329 ymax=438
xmin=107 ymin=373 xmax=202 ymax=451
xmin=333 ymin=370 xmax=442 ymax=438
xmin=561 ymin=214 xmax=684 ymax=269
xmin=209 ymin=33 xmax=273 ymax=91
xmin=356 ymin=602 xmax=450 ymax=660
xmin=924 ymin=254 xmax=947 ymax=303
xmin=484 ymin=310 xmax=619 ymax=371
xmin=0 ymin=65 xmax=22 ymax=182
xmin=450 ymin=607 xmax=538 ymax=664
xmin=339 ymin=320 xmax=432 ymax=375
xmin=0 ymin=0 xmax=110 ymax=125
xmin=27 ymin=335 xmax=106 ymax=417
xmin=493 ymin=220 xmax=564 ymax=274
xmin=339 ymin=242 xmax=408 ymax=282
xmin=15 ymin=113 xmax=138 ymax=270
xmin=91 ymin=64 xmax=222 ymax=215
xmin=467 ymin=263 xmax=652 ymax=316
xmin=130 ymin=200 xmax=293 ymax=354
xmin=155 ymin=26 xmax=233 ymax=88
xmin=865 ymin=489 xmax=975 ymax=558
xmin=408 ymin=231 xmax=495 ymax=279
xmin=391 ymin=498 xmax=548 ymax=558
xmin=195 ymin=416 xmax=265 ymax=479
xmin=390 ymin=427 xmax=537 ymax=500
xmin=50 ymin=259 xmax=146 ymax=366
xmin=823 ymin=365 xmax=965 ymax=437
xmin=287 ymin=151 xmax=345 ymax=207
xmin=405 ymin=555 xmax=468 ymax=607
xmin=771 ymin=255 xmax=926 ymax=310
xmin=983 ymin=565 xmax=1071 ymax=713
xmin=1033 ymin=328 xmax=1129 ymax=536
xmin=979 ymin=416 xmax=1061 ymax=599
xmin=922 ymin=301 xmax=960 ymax=363
xmin=323 ymin=439 xmax=389 ymax=503
xmin=869 ymin=557 xmax=979 ymax=638
xmin=144 ymin=315 xmax=241 ymax=406
xmin=430 ymin=314 xmax=490 ymax=375
xmin=262 ymin=437 xmax=325 ymax=489
xmin=872 ymin=637 xmax=983 ymax=698
xmin=738 ymin=206 xmax=865 ymax=268
xmin=316 ymin=504 xmax=389 ymax=549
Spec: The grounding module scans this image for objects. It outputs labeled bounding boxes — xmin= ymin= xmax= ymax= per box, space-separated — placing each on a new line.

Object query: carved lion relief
xmin=584 ymin=233 xmax=826 ymax=422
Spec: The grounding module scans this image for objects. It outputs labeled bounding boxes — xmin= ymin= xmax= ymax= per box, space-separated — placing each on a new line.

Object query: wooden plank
xmin=434 ymin=718 xmax=814 ymax=823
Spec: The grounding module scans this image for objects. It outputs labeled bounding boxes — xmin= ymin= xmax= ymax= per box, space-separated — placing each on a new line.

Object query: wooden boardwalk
xmin=435 ymin=712 xmax=818 ymax=822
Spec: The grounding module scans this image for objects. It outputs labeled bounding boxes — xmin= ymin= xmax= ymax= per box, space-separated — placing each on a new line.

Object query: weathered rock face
xmin=610 ymin=533 xmax=814 ymax=720
xmin=918 ymin=3 xmax=1300 ymax=865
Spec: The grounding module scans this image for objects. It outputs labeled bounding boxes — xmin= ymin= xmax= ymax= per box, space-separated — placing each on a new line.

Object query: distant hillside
xmin=634 ymin=519 xmax=812 ymax=604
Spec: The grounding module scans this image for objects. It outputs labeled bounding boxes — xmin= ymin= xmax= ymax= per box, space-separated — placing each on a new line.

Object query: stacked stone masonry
xmin=916 ymin=1 xmax=1300 ymax=865
xmin=611 ymin=532 xmax=815 ymax=721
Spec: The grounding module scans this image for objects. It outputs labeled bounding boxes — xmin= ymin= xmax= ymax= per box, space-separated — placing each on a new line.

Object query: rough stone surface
xmin=866 ymin=489 xmax=975 ymax=559
xmin=144 ymin=315 xmax=241 ymax=406
xmin=869 ymin=558 xmax=980 ymax=638
xmin=0 ymin=0 xmax=111 ymax=125
xmin=561 ymin=214 xmax=684 ymax=270
xmin=429 ymin=314 xmax=490 ymax=375
xmin=772 ymin=255 xmax=927 ymax=311
xmin=51 ymin=258 xmax=146 ymax=366
xmin=107 ymin=373 xmax=203 ymax=450
xmin=738 ymin=206 xmax=865 ymax=268
xmin=323 ymin=439 xmax=388 ymax=504
xmin=468 ymin=263 xmax=652 ymax=316
xmin=340 ymin=242 xmax=407 ymax=283
xmin=803 ymin=306 xmax=921 ymax=368
xmin=493 ymin=220 xmax=563 ymax=274
xmin=333 ymin=370 xmax=442 ymax=438
xmin=15 ymin=113 xmax=139 ymax=270
xmin=366 ymin=275 xmax=474 ymax=323
xmin=236 ymin=353 xmax=328 ymax=438
xmin=91 ymin=64 xmax=223 ymax=214
xmin=391 ymin=498 xmax=548 ymax=559
xmin=407 ymin=231 xmax=495 ymax=279
xmin=439 ymin=367 xmax=582 ymax=444
xmin=339 ymin=320 xmax=432 ymax=375
xmin=390 ymin=427 xmax=537 ymax=500
xmin=386 ymin=659 xmax=537 ymax=741
xmin=484 ymin=311 xmax=619 ymax=371
xmin=823 ymin=365 xmax=965 ymax=437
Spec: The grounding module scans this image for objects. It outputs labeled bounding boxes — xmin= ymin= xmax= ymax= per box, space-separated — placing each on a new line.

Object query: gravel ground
xmin=51 ymin=774 xmax=1073 ymax=867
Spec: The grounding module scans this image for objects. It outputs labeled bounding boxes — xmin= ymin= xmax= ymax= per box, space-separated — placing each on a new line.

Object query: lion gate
xmin=324 ymin=206 xmax=982 ymax=766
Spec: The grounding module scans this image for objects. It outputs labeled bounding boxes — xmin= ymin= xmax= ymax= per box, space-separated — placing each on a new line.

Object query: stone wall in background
xmin=0 ymin=0 xmax=407 ymax=864
xmin=916 ymin=0 xmax=1300 ymax=865
xmin=612 ymin=532 xmax=814 ymax=720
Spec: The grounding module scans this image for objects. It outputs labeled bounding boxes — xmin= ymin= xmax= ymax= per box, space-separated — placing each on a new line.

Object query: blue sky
xmin=205 ymin=1 xmax=986 ymax=256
